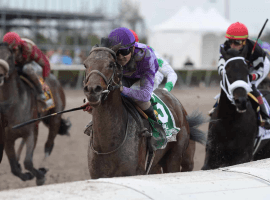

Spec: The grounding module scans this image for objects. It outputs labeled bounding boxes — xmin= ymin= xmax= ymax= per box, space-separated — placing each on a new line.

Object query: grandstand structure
xmin=0 ymin=0 xmax=145 ymax=51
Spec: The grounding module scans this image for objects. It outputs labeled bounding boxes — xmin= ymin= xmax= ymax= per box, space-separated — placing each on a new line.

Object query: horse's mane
xmin=227 ymin=48 xmax=241 ymax=57
xmin=97 ymin=37 xmax=114 ymax=48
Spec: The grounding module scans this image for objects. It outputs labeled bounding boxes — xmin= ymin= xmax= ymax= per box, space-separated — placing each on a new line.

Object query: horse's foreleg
xmin=5 ymin=139 xmax=34 ymax=181
xmin=24 ymin=128 xmax=47 ymax=186
xmin=44 ymin=116 xmax=61 ymax=156
xmin=16 ymin=138 xmax=25 ymax=161
xmin=181 ymin=140 xmax=195 ymax=172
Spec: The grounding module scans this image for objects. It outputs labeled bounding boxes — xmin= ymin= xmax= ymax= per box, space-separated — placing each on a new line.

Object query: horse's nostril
xmin=84 ymin=85 xmax=89 ymax=92
xmin=94 ymin=85 xmax=102 ymax=93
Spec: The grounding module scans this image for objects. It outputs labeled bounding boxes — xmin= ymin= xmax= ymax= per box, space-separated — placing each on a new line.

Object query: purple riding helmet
xmin=108 ymin=27 xmax=136 ymax=50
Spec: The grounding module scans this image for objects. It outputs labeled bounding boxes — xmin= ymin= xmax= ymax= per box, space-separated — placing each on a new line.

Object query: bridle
xmin=83 ymin=47 xmax=123 ymax=101
xmin=220 ymin=56 xmax=252 ymax=104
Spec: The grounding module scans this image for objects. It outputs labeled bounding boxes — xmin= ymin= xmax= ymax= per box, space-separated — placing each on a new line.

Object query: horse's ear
xmin=241 ymin=44 xmax=248 ymax=58
xmin=111 ymin=42 xmax=122 ymax=53
xmin=220 ymin=47 xmax=228 ymax=60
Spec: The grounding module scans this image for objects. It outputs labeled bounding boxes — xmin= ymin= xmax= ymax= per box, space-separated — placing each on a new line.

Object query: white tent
xmin=148 ymin=7 xmax=232 ymax=69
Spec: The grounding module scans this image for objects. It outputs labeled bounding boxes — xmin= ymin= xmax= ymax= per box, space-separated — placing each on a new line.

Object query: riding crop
xmin=12 ymin=105 xmax=87 ymax=129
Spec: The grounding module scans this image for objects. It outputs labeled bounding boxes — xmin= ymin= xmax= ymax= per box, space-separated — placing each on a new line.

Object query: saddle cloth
xmin=150 ymin=93 xmax=180 ymax=148
xmin=38 ymin=76 xmax=55 ymax=112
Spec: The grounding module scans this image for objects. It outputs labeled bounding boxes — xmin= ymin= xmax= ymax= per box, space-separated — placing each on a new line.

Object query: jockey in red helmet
xmin=129 ymin=29 xmax=178 ymax=92
xmin=3 ymin=32 xmax=50 ymax=107
xmin=216 ymin=22 xmax=270 ymax=129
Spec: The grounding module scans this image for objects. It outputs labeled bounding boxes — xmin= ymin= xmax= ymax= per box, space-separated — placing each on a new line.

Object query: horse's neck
xmin=0 ymin=73 xmax=20 ymax=103
xmin=218 ymin=90 xmax=237 ymax=117
xmin=92 ymin=90 xmax=127 ymax=151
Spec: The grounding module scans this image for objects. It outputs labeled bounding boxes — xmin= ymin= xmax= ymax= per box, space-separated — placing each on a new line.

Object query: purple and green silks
xmin=122 ymin=42 xmax=159 ymax=102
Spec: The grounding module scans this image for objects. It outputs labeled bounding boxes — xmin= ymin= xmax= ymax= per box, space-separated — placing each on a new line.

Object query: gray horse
xmin=83 ymin=39 xmax=207 ymax=178
xmin=0 ymin=42 xmax=71 ymax=185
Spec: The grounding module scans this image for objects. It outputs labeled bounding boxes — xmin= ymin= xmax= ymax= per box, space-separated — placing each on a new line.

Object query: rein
xmin=85 ymin=46 xmax=128 ymax=155
xmin=220 ymin=57 xmax=252 ymax=104
xmin=84 ymin=47 xmax=123 ymax=101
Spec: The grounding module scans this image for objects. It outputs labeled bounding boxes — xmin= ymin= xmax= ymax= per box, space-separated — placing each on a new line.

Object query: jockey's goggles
xmin=228 ymin=39 xmax=245 ymax=46
xmin=116 ymin=47 xmax=132 ymax=56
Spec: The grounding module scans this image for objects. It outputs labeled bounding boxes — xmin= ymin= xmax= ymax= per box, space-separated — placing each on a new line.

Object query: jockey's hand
xmin=81 ymin=102 xmax=93 ymax=114
xmin=42 ymin=83 xmax=49 ymax=92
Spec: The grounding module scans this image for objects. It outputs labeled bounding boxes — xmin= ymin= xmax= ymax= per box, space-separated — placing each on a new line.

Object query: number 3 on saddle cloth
xmin=149 ymin=93 xmax=181 ymax=149
xmin=38 ymin=77 xmax=55 ymax=112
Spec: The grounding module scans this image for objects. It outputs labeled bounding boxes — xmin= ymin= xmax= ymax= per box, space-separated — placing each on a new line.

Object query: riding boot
xmin=143 ymin=105 xmax=158 ymax=122
xmin=259 ymin=103 xmax=270 ymax=129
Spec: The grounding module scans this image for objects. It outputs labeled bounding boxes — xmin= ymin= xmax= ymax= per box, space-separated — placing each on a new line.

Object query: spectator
xmin=50 ymin=48 xmax=63 ymax=64
xmin=61 ymin=50 xmax=73 ymax=65
xmin=184 ymin=57 xmax=194 ymax=68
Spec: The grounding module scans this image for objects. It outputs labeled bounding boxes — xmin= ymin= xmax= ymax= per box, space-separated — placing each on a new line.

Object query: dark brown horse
xmin=83 ymin=39 xmax=206 ymax=178
xmin=202 ymin=47 xmax=270 ymax=170
xmin=0 ymin=42 xmax=71 ymax=185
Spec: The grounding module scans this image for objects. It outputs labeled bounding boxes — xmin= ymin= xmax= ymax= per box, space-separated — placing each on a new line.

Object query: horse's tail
xmin=58 ymin=117 xmax=72 ymax=136
xmin=186 ymin=110 xmax=207 ymax=145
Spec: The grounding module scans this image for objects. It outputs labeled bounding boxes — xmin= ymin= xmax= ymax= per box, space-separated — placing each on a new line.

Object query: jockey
xmin=83 ymin=27 xmax=160 ymax=123
xmin=217 ymin=22 xmax=270 ymax=128
xmin=2 ymin=32 xmax=50 ymax=106
xmin=129 ymin=29 xmax=178 ymax=92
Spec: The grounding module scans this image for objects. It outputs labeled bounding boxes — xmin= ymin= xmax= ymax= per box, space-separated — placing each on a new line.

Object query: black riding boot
xmin=143 ymin=105 xmax=158 ymax=122
xmin=260 ymin=103 xmax=270 ymax=129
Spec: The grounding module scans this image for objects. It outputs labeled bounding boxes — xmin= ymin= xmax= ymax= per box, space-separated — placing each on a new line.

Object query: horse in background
xmin=0 ymin=42 xmax=71 ymax=185
xmin=202 ymin=46 xmax=270 ymax=170
xmin=83 ymin=38 xmax=206 ymax=178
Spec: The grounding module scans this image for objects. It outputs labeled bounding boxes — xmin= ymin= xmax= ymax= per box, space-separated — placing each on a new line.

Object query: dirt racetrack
xmin=0 ymin=86 xmax=220 ymax=191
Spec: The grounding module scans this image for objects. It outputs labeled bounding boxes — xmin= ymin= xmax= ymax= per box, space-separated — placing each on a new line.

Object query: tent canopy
xmin=153 ymin=6 xmax=232 ymax=34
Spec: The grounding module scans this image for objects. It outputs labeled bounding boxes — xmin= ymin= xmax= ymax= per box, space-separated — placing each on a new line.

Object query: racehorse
xmin=0 ymin=42 xmax=71 ymax=185
xmin=202 ymin=46 xmax=270 ymax=170
xmin=83 ymin=38 xmax=206 ymax=178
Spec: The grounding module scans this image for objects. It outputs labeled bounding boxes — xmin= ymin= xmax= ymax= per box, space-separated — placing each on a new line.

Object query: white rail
xmin=1 ymin=159 xmax=270 ymax=200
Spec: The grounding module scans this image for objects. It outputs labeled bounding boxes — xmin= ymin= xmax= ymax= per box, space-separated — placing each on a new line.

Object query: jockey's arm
xmin=156 ymin=56 xmax=177 ymax=91
xmin=218 ymin=54 xmax=225 ymax=76
xmin=122 ymin=51 xmax=158 ymax=102
xmin=250 ymin=56 xmax=270 ymax=85
xmin=30 ymin=45 xmax=51 ymax=79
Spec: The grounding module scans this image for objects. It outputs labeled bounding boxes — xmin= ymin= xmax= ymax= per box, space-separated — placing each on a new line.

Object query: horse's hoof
xmin=45 ymin=143 xmax=54 ymax=156
xmin=36 ymin=177 xmax=46 ymax=186
xmin=38 ymin=167 xmax=48 ymax=175
xmin=21 ymin=172 xmax=34 ymax=181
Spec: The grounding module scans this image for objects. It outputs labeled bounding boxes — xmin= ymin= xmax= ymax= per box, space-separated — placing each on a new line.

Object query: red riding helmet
xmin=225 ymin=22 xmax=248 ymax=40
xmin=3 ymin=32 xmax=22 ymax=48
xmin=129 ymin=29 xmax=139 ymax=42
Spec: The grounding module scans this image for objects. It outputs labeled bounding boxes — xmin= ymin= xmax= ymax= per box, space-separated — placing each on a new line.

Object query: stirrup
xmin=84 ymin=121 xmax=93 ymax=136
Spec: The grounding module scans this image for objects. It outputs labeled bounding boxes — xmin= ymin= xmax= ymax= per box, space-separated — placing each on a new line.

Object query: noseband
xmin=220 ymin=56 xmax=252 ymax=104
xmin=83 ymin=47 xmax=123 ymax=100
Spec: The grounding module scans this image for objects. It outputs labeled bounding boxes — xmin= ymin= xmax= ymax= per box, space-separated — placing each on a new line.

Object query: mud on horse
xmin=0 ymin=42 xmax=71 ymax=185
xmin=83 ymin=38 xmax=206 ymax=178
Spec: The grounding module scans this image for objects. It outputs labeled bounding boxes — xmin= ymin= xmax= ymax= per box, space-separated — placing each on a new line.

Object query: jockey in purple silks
xmin=83 ymin=27 xmax=160 ymax=123
xmin=109 ymin=27 xmax=159 ymax=122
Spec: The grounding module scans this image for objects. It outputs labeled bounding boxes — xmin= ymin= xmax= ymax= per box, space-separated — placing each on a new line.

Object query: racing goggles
xmin=116 ymin=47 xmax=132 ymax=56
xmin=228 ymin=39 xmax=245 ymax=46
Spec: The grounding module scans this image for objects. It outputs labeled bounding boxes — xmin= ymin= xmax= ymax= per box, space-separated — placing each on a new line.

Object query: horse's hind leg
xmin=181 ymin=140 xmax=195 ymax=172
xmin=163 ymin=128 xmax=189 ymax=173
xmin=5 ymin=138 xmax=34 ymax=181
xmin=24 ymin=127 xmax=47 ymax=186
